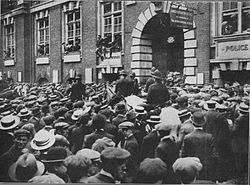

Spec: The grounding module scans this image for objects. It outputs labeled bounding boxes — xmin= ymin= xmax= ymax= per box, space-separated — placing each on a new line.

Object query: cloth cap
xmin=126 ymin=110 xmax=138 ymax=121
xmin=8 ymin=153 xmax=45 ymax=182
xmin=101 ymin=147 xmax=130 ymax=162
xmin=92 ymin=137 xmax=116 ymax=153
xmin=43 ymin=115 xmax=55 ymax=126
xmin=118 ymin=121 xmax=134 ymax=129
xmin=14 ymin=128 xmax=31 ymax=138
xmin=77 ymin=148 xmax=101 ymax=161
xmin=28 ymin=173 xmax=65 ymax=183
xmin=54 ymin=134 xmax=70 ymax=147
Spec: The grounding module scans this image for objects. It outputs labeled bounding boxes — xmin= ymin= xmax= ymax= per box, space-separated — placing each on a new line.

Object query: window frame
xmin=4 ymin=23 xmax=15 ymax=59
xmin=37 ymin=17 xmax=50 ymax=56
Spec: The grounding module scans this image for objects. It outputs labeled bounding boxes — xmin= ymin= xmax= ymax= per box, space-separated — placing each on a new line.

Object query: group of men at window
xmin=96 ymin=34 xmax=122 ymax=61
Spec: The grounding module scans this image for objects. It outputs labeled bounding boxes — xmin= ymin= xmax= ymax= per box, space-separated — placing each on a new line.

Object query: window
xmin=221 ymin=2 xmax=238 ymax=35
xmin=4 ymin=24 xmax=15 ymax=59
xmin=221 ymin=2 xmax=250 ymax=35
xmin=65 ymin=9 xmax=81 ymax=53
xmin=37 ymin=18 xmax=49 ymax=56
xmin=99 ymin=1 xmax=122 ymax=59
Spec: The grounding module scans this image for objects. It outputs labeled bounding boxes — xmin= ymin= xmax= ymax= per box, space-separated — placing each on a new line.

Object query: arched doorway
xmin=142 ymin=13 xmax=184 ymax=77
xmin=38 ymin=77 xmax=49 ymax=85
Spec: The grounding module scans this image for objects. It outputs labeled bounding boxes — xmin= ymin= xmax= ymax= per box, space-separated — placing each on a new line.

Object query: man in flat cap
xmin=86 ymin=147 xmax=130 ymax=183
xmin=0 ymin=128 xmax=30 ymax=181
xmin=118 ymin=121 xmax=139 ymax=182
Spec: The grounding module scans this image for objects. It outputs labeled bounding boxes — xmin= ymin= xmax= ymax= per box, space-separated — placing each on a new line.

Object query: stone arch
xmin=36 ymin=73 xmax=50 ymax=85
xmin=131 ymin=3 xmax=198 ymax=83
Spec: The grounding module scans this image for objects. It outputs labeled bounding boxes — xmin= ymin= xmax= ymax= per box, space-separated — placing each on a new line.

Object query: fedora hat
xmin=191 ymin=111 xmax=205 ymax=127
xmin=31 ymin=129 xmax=55 ymax=151
xmin=238 ymin=102 xmax=249 ymax=113
xmin=0 ymin=115 xmax=20 ymax=130
xmin=8 ymin=153 xmax=45 ymax=182
xmin=146 ymin=115 xmax=161 ymax=125
xmin=151 ymin=70 xmax=162 ymax=80
xmin=41 ymin=146 xmax=68 ymax=163
xmin=134 ymin=106 xmax=147 ymax=115
xmin=18 ymin=108 xmax=31 ymax=117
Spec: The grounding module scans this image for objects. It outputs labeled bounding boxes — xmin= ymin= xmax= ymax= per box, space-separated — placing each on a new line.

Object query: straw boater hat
xmin=0 ymin=115 xmax=20 ymax=130
xmin=71 ymin=109 xmax=85 ymax=121
xmin=203 ymin=100 xmax=218 ymax=111
xmin=146 ymin=115 xmax=161 ymax=125
xmin=134 ymin=106 xmax=147 ymax=115
xmin=31 ymin=129 xmax=55 ymax=151
xmin=8 ymin=153 xmax=45 ymax=182
xmin=238 ymin=102 xmax=249 ymax=113
xmin=18 ymin=108 xmax=31 ymax=117
xmin=178 ymin=109 xmax=191 ymax=118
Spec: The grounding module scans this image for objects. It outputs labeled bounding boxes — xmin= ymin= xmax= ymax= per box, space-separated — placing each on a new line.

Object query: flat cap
xmin=14 ymin=128 xmax=31 ymax=138
xmin=172 ymin=157 xmax=202 ymax=174
xmin=118 ymin=121 xmax=134 ymax=129
xmin=77 ymin=148 xmax=101 ymax=161
xmin=101 ymin=147 xmax=130 ymax=161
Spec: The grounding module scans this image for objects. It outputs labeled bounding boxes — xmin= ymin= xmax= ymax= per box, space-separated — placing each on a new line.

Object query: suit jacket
xmin=115 ymin=78 xmax=132 ymax=97
xmin=146 ymin=82 xmax=170 ymax=105
xmin=83 ymin=130 xmax=115 ymax=149
xmin=155 ymin=136 xmax=179 ymax=184
xmin=145 ymin=77 xmax=155 ymax=93
xmin=71 ymin=81 xmax=85 ymax=102
xmin=181 ymin=129 xmax=219 ymax=181
xmin=204 ymin=110 xmax=224 ymax=133
xmin=231 ymin=114 xmax=249 ymax=154
xmin=140 ymin=130 xmax=160 ymax=161
xmin=86 ymin=170 xmax=115 ymax=183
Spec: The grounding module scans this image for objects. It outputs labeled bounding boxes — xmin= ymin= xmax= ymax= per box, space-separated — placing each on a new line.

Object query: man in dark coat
xmin=231 ymin=103 xmax=249 ymax=180
xmin=83 ymin=114 xmax=115 ymax=148
xmin=86 ymin=147 xmax=130 ymax=183
xmin=146 ymin=70 xmax=170 ymax=107
xmin=145 ymin=67 xmax=156 ymax=93
xmin=115 ymin=70 xmax=132 ymax=97
xmin=118 ymin=121 xmax=139 ymax=182
xmin=181 ymin=111 xmax=219 ymax=181
xmin=70 ymin=74 xmax=85 ymax=102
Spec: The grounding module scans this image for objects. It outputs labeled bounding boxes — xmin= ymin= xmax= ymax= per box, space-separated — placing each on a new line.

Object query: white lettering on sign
xmin=218 ymin=40 xmax=250 ymax=59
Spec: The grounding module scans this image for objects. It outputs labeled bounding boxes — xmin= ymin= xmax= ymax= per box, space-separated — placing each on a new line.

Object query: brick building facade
xmin=2 ymin=1 xmax=248 ymax=85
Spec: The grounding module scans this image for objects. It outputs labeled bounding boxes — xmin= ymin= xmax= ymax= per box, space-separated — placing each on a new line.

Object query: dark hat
xmin=31 ymin=107 xmax=41 ymax=116
xmin=126 ymin=110 xmax=138 ymax=121
xmin=178 ymin=109 xmax=191 ymax=118
xmin=41 ymin=146 xmax=68 ymax=163
xmin=130 ymin=72 xmax=136 ymax=78
xmin=78 ymin=113 xmax=91 ymax=126
xmin=0 ymin=115 xmax=20 ymax=130
xmin=18 ymin=108 xmax=31 ymax=117
xmin=172 ymin=157 xmax=202 ymax=184
xmin=151 ymin=70 xmax=162 ymax=79
xmin=118 ymin=121 xmax=134 ymax=129
xmin=77 ymin=148 xmax=101 ymax=161
xmin=115 ymin=103 xmax=126 ymax=114
xmin=31 ymin=129 xmax=55 ymax=151
xmin=8 ymin=153 xmax=45 ymax=182
xmin=146 ymin=115 xmax=161 ymax=124
xmin=134 ymin=106 xmax=147 ymax=115
xmin=238 ymin=102 xmax=249 ymax=113
xmin=14 ymin=128 xmax=31 ymax=138
xmin=42 ymin=115 xmax=55 ymax=126
xmin=191 ymin=111 xmax=205 ymax=127
xmin=139 ymin=158 xmax=167 ymax=182
xmin=75 ymin=74 xmax=82 ymax=79
xmin=54 ymin=134 xmax=70 ymax=147
xmin=57 ymin=107 xmax=69 ymax=117
xmin=101 ymin=147 xmax=130 ymax=162
xmin=119 ymin=70 xmax=127 ymax=76
xmin=73 ymin=101 xmax=84 ymax=109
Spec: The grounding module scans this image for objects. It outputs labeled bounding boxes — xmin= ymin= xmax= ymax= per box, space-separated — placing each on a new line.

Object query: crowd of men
xmin=0 ymin=68 xmax=249 ymax=184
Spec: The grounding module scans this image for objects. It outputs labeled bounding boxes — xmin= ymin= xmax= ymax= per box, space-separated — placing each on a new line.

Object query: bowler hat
xmin=41 ymin=146 xmax=68 ymax=163
xmin=146 ymin=115 xmax=161 ymax=125
xmin=0 ymin=115 xmax=20 ymax=130
xmin=191 ymin=111 xmax=205 ymax=127
xmin=151 ymin=70 xmax=162 ymax=79
xmin=8 ymin=153 xmax=45 ymax=182
xmin=31 ymin=129 xmax=55 ymax=151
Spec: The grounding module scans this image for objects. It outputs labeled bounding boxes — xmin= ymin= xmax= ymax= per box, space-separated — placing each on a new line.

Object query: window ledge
xmin=63 ymin=52 xmax=81 ymax=63
xmin=214 ymin=31 xmax=250 ymax=42
xmin=4 ymin=59 xmax=15 ymax=66
xmin=36 ymin=57 xmax=49 ymax=65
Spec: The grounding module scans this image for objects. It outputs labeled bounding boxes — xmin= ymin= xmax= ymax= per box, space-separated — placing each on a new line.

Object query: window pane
xmin=39 ymin=21 xmax=44 ymax=28
xmin=222 ymin=13 xmax=238 ymax=35
xmin=231 ymin=2 xmax=237 ymax=9
xmin=45 ymin=19 xmax=49 ymax=27
xmin=104 ymin=3 xmax=111 ymax=14
xmin=68 ymin=12 xmax=73 ymax=22
xmin=75 ymin=10 xmax=80 ymax=20
xmin=114 ymin=2 xmax=121 ymax=11
xmin=223 ymin=2 xmax=229 ymax=11
xmin=242 ymin=9 xmax=250 ymax=31
xmin=243 ymin=2 xmax=250 ymax=7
